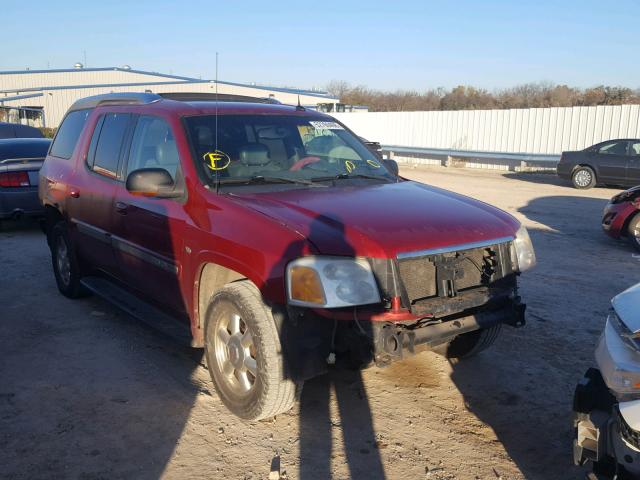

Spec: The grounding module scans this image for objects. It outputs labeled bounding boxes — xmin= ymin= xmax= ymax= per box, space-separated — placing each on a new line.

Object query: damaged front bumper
xmin=371 ymin=296 xmax=525 ymax=366
xmin=280 ymin=294 xmax=525 ymax=381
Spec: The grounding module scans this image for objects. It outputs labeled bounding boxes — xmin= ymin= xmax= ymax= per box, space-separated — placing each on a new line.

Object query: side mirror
xmin=126 ymin=168 xmax=182 ymax=198
xmin=383 ymin=159 xmax=399 ymax=176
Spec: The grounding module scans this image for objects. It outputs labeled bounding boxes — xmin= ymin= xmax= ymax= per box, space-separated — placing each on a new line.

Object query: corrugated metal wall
xmin=333 ymin=105 xmax=640 ymax=154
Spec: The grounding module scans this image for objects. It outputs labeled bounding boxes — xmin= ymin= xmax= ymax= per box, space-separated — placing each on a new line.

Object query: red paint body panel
xmin=40 ymin=99 xmax=522 ymax=344
xmin=602 ymin=200 xmax=639 ymax=238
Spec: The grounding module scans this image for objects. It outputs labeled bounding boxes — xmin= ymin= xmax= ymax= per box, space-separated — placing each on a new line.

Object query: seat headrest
xmin=156 ymin=142 xmax=179 ymax=166
xmin=196 ymin=126 xmax=213 ymax=145
xmin=238 ymin=143 xmax=270 ymax=166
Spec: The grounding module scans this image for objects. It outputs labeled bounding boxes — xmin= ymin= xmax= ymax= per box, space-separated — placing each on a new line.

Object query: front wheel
xmin=436 ymin=324 xmax=502 ymax=359
xmin=204 ymin=281 xmax=301 ymax=420
xmin=571 ymin=166 xmax=596 ymax=189
xmin=628 ymin=213 xmax=640 ymax=252
xmin=50 ymin=222 xmax=87 ymax=298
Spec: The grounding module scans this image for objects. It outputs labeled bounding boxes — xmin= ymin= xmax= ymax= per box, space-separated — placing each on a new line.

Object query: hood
xmin=228 ymin=180 xmax=520 ymax=258
xmin=613 ymin=282 xmax=640 ymax=333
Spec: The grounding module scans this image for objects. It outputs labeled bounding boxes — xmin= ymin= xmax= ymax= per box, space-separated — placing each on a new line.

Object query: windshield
xmin=184 ymin=114 xmax=394 ymax=187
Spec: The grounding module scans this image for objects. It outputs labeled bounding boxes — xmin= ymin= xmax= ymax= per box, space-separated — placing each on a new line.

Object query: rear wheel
xmin=204 ymin=281 xmax=300 ymax=420
xmin=628 ymin=213 xmax=640 ymax=252
xmin=50 ymin=222 xmax=87 ymax=298
xmin=436 ymin=324 xmax=502 ymax=359
xmin=572 ymin=166 xmax=596 ymax=189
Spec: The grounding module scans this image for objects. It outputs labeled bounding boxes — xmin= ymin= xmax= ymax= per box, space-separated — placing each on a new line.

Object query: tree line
xmin=326 ymin=81 xmax=640 ymax=112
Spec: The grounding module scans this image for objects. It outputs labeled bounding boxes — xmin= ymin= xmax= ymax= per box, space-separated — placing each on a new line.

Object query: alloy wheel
xmin=574 ymin=170 xmax=592 ymax=188
xmin=213 ymin=306 xmax=257 ymax=395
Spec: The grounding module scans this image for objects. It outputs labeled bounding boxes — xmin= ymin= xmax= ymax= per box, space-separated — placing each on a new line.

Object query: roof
xmin=0 ymin=66 xmax=332 ymax=98
xmin=66 ymin=92 xmax=336 ymax=118
xmin=0 ymin=122 xmax=45 ymax=139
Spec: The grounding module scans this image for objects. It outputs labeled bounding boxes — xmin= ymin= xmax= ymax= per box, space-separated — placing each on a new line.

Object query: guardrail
xmin=381 ymin=145 xmax=560 ymax=172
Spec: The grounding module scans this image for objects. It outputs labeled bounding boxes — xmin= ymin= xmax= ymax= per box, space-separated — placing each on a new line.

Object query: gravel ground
xmin=1 ymin=165 xmax=638 ymax=480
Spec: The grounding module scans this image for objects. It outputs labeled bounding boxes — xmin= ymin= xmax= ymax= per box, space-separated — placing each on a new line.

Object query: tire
xmin=437 ymin=324 xmax=502 ymax=359
xmin=571 ymin=166 xmax=596 ymax=189
xmin=50 ymin=222 xmax=87 ymax=298
xmin=628 ymin=213 xmax=640 ymax=252
xmin=204 ymin=281 xmax=301 ymax=420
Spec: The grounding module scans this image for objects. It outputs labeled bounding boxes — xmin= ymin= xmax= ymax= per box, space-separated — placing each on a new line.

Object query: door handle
xmin=115 ymin=201 xmax=129 ymax=214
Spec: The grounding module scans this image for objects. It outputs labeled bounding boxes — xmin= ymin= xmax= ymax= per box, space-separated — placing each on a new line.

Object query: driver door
xmin=110 ymin=115 xmax=188 ymax=316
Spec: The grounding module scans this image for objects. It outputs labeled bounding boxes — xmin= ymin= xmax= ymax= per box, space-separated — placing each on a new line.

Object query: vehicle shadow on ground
xmin=449 ymin=353 xmax=577 ymax=480
xmin=503 ymin=171 xmax=569 ymax=187
xmin=0 ymin=214 xmax=203 ymax=479
xmin=448 ymin=193 xmax=637 ymax=480
xmin=504 ymin=171 xmax=627 ymax=192
xmin=276 ymin=215 xmax=386 ymax=480
xmin=518 ymin=194 xmax=636 ymax=253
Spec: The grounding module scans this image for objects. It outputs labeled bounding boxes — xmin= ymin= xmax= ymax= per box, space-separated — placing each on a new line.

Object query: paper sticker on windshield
xmin=203 ymin=151 xmax=230 ymax=171
xmin=310 ymin=121 xmax=344 ymax=130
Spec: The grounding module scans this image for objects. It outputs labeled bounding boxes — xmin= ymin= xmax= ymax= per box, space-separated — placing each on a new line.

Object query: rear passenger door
xmin=627 ymin=141 xmax=640 ymax=186
xmin=592 ymin=140 xmax=630 ymax=185
xmin=68 ymin=112 xmax=132 ymax=276
xmin=111 ymin=115 xmax=188 ymax=316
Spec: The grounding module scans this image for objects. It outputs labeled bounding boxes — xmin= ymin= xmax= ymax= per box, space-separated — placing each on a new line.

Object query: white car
xmin=574 ymin=283 xmax=640 ymax=479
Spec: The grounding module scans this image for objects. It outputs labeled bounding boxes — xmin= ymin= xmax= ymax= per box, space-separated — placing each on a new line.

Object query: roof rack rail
xmin=67 ymin=91 xmax=283 ymax=112
xmin=158 ymin=92 xmax=281 ymax=104
xmin=68 ymin=92 xmax=161 ymax=111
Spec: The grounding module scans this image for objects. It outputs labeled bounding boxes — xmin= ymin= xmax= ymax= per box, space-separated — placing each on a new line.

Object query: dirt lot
xmin=1 ymin=166 xmax=639 ymax=480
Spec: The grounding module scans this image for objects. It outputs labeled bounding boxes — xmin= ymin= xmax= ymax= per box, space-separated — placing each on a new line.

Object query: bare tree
xmin=327 ymin=81 xmax=640 ymax=112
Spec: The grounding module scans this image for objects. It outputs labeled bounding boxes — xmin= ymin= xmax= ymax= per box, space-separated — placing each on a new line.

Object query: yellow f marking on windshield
xmin=345 ymin=160 xmax=356 ymax=173
xmin=203 ymin=151 xmax=231 ymax=171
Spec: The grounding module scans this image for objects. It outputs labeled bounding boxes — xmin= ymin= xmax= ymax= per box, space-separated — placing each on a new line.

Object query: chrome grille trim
xmin=396 ymin=236 xmax=515 ymax=260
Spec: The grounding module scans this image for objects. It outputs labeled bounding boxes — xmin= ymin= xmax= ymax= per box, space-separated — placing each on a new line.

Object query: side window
xmin=88 ymin=113 xmax=130 ymax=178
xmin=630 ymin=141 xmax=640 ymax=156
xmin=598 ymin=141 xmax=628 ymax=156
xmin=49 ymin=109 xmax=90 ymax=159
xmin=126 ymin=116 xmax=180 ymax=180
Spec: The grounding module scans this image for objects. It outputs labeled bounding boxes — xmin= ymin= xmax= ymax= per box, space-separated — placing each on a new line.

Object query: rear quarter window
xmin=49 ymin=110 xmax=91 ymax=159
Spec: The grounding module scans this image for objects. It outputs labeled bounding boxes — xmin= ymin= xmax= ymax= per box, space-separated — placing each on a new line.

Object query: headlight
xmin=511 ymin=225 xmax=536 ymax=272
xmin=596 ymin=313 xmax=640 ymax=401
xmin=287 ymin=256 xmax=381 ymax=308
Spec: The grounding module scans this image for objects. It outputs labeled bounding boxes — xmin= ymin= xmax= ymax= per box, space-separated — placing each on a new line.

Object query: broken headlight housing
xmin=286 ymin=256 xmax=381 ymax=308
xmin=596 ymin=312 xmax=640 ymax=401
xmin=511 ymin=225 xmax=536 ymax=272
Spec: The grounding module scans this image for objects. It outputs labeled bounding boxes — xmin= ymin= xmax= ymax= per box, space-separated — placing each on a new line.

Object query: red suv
xmin=40 ymin=92 xmax=536 ymax=420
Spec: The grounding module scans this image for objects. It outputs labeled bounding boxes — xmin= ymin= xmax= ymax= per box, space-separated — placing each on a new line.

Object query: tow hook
xmin=503 ymin=297 xmax=526 ymax=328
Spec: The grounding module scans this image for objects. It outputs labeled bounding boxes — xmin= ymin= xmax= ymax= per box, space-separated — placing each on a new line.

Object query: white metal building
xmin=0 ymin=66 xmax=339 ymax=127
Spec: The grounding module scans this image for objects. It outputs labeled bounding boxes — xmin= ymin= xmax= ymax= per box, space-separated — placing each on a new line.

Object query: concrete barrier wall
xmin=333 ymin=105 xmax=640 ymax=155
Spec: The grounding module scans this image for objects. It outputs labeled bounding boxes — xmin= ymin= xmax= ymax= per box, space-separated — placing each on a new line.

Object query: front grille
xmin=397 ymin=241 xmax=516 ymax=312
xmin=616 ymin=406 xmax=640 ymax=450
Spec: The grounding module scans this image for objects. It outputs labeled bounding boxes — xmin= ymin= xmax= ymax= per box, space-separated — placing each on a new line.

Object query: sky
xmin=3 ymin=0 xmax=639 ymax=92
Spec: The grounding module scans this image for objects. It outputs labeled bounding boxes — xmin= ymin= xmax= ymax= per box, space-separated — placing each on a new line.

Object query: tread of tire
xmin=211 ymin=281 xmax=299 ymax=420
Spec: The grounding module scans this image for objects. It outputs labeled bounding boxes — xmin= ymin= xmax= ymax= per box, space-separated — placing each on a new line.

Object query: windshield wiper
xmin=217 ymin=175 xmax=324 ymax=187
xmin=310 ymin=173 xmax=392 ymax=183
